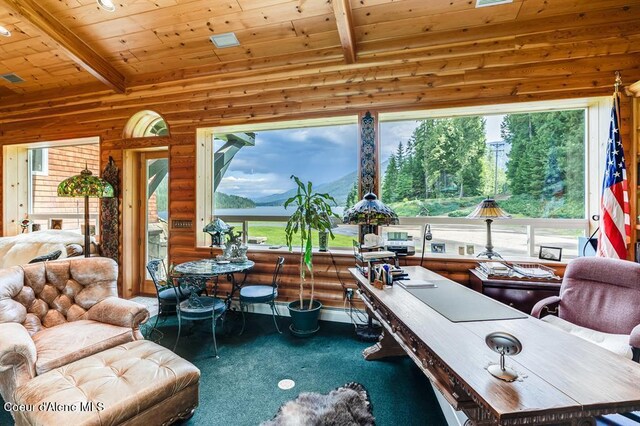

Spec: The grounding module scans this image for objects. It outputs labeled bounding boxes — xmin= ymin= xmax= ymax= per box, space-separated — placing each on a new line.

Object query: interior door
xmin=140 ymin=151 xmax=169 ymax=294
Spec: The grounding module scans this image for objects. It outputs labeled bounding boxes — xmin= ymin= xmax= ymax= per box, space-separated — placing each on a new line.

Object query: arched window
xmin=123 ymin=110 xmax=169 ymax=138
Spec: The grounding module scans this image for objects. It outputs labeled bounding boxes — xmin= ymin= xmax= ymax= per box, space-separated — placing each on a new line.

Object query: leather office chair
xmin=531 ymin=257 xmax=640 ymax=361
xmin=239 ymin=256 xmax=285 ymax=335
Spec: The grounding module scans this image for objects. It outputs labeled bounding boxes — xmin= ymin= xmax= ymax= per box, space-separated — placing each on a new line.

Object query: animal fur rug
xmin=0 ymin=230 xmax=91 ymax=268
xmin=262 ymin=382 xmax=375 ymax=426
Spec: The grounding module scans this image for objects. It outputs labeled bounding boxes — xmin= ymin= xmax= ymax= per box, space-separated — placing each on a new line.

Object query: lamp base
xmin=487 ymin=363 xmax=518 ymax=382
xmin=477 ymin=250 xmax=503 ymax=260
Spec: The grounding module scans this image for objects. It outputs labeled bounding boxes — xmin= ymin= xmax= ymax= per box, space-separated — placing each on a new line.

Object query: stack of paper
xmin=396 ymin=280 xmax=437 ymax=289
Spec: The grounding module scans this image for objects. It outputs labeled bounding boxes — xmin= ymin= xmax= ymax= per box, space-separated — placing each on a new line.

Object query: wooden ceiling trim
xmin=332 ymin=0 xmax=357 ymax=64
xmin=357 ymin=5 xmax=640 ymax=56
xmin=354 ymin=2 xmax=523 ymax=43
xmin=119 ymin=5 xmax=640 ymax=90
xmin=3 ymin=59 xmax=639 ymax=129
xmin=3 ymin=32 xmax=638 ymax=116
xmin=516 ymin=0 xmax=637 ymax=19
xmin=52 ymin=1 xmax=243 ymax=32
xmin=0 ymin=0 xmax=126 ymax=93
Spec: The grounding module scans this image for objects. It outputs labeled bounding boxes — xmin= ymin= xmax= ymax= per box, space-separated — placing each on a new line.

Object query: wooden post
xmin=357 ymin=111 xmax=380 ymax=242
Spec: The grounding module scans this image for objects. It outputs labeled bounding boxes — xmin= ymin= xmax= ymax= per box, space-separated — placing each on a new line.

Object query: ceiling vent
xmin=209 ymin=32 xmax=240 ymax=48
xmin=476 ymin=0 xmax=513 ymax=7
xmin=1 ymin=73 xmax=24 ymax=83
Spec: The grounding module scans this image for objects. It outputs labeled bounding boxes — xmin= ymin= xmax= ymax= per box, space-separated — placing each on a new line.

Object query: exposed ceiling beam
xmin=332 ymin=0 xmax=357 ymax=64
xmin=0 ymin=0 xmax=126 ymax=93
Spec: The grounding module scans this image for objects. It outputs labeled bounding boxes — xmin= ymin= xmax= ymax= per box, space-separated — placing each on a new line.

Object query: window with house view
xmin=210 ymin=121 xmax=358 ymax=248
xmin=380 ymin=109 xmax=586 ymax=257
xmin=28 ymin=144 xmax=101 ymax=232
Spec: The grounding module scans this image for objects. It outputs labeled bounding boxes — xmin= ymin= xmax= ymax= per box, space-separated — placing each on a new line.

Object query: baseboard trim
xmin=229 ymin=300 xmax=354 ymax=324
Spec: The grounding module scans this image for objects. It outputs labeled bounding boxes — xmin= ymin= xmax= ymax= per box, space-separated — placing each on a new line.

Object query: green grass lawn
xmin=248 ymin=224 xmax=355 ymax=248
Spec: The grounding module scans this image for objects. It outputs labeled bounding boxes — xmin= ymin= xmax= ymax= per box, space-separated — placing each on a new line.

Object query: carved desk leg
xmin=363 ymin=329 xmax=407 ymax=360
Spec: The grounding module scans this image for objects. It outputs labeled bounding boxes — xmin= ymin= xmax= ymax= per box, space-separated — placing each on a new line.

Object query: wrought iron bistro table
xmin=173 ymin=259 xmax=255 ymax=308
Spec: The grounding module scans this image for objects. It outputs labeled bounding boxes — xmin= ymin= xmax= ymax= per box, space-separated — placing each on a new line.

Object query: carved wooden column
xmin=357 ymin=111 xmax=381 ymax=242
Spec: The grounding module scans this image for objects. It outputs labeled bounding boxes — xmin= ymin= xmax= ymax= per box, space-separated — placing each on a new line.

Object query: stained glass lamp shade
xmin=58 ymin=167 xmax=114 ymax=257
xmin=203 ymin=218 xmax=231 ymax=246
xmin=467 ymin=198 xmax=510 ymax=259
xmin=343 ymin=192 xmax=399 ymax=242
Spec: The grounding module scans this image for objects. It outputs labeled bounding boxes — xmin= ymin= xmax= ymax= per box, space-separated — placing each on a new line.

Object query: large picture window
xmin=380 ymin=107 xmax=588 ymax=258
xmin=200 ymin=118 xmax=359 ymax=248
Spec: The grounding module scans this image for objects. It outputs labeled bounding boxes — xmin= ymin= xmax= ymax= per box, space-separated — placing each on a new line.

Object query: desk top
xmin=174 ymin=259 xmax=254 ymax=276
xmin=350 ymin=266 xmax=640 ymax=424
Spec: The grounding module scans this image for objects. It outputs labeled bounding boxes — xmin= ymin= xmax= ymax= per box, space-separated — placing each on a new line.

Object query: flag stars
xmin=613 ymin=171 xmax=620 ymax=178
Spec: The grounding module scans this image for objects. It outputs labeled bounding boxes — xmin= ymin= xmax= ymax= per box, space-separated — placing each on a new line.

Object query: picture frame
xmin=539 ymin=246 xmax=562 ymax=262
xmin=431 ymin=242 xmax=446 ymax=253
xmin=457 ymin=245 xmax=465 ymax=255
xmin=50 ymin=219 xmax=63 ymax=230
xmin=466 ymin=244 xmax=475 ymax=255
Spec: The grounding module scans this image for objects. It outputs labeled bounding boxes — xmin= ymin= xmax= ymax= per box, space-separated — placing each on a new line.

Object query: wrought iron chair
xmin=239 ymin=256 xmax=285 ymax=335
xmin=146 ymin=259 xmax=193 ymax=337
xmin=173 ymin=275 xmax=227 ymax=357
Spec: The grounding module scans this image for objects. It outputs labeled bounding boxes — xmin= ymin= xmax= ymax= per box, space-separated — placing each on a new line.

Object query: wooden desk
xmin=469 ymin=268 xmax=562 ymax=314
xmin=349 ymin=266 xmax=640 ymax=426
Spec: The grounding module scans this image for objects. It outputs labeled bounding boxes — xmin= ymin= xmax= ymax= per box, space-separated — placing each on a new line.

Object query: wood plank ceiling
xmin=0 ymin=0 xmax=639 ymax=142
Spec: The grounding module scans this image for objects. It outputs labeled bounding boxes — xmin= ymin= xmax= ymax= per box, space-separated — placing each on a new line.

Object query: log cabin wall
xmin=0 ymin=0 xmax=638 ymax=303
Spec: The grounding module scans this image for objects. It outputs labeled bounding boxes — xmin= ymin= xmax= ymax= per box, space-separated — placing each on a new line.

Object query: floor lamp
xmin=58 ymin=166 xmax=114 ymax=257
xmin=343 ymin=192 xmax=399 ymax=341
xmin=467 ymin=198 xmax=510 ymax=260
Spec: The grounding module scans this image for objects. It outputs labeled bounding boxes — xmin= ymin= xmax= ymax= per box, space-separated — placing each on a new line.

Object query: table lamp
xmin=343 ymin=192 xmax=399 ymax=243
xmin=58 ymin=166 xmax=114 ymax=257
xmin=203 ymin=218 xmax=230 ymax=247
xmin=467 ymin=198 xmax=510 ymax=259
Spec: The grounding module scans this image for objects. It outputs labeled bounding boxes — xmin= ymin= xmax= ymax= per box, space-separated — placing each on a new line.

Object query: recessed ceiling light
xmin=0 ymin=25 xmax=11 ymax=37
xmin=210 ymin=32 xmax=240 ymax=48
xmin=97 ymin=0 xmax=116 ymax=12
xmin=1 ymin=73 xmax=25 ymax=83
xmin=476 ymin=0 xmax=513 ymax=7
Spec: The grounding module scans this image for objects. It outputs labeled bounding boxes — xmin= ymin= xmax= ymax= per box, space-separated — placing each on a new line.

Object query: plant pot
xmin=288 ymin=300 xmax=322 ymax=337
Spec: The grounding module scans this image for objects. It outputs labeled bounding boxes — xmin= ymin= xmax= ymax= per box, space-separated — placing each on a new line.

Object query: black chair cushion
xmin=240 ymin=285 xmax=277 ymax=304
xmin=178 ymin=297 xmax=226 ymax=320
xmin=158 ymin=287 xmax=192 ymax=301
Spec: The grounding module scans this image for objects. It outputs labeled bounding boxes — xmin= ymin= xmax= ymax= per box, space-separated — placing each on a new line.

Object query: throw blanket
xmin=0 ymin=230 xmax=92 ymax=269
xmin=262 ymin=383 xmax=375 ymax=426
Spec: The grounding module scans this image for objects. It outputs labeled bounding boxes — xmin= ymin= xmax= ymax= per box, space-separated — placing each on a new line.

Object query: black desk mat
xmin=405 ymin=279 xmax=527 ymax=322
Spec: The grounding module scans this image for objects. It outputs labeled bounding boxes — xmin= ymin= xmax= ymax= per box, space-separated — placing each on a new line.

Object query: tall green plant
xmin=284 ymin=176 xmax=338 ymax=310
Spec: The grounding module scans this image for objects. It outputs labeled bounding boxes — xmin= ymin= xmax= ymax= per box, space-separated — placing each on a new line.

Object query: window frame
xmin=195 ymin=97 xmax=612 ymax=258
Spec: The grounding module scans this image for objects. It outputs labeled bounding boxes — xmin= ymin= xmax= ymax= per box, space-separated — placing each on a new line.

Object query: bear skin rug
xmin=262 ymin=382 xmax=375 ymax=426
xmin=0 ymin=230 xmax=91 ymax=269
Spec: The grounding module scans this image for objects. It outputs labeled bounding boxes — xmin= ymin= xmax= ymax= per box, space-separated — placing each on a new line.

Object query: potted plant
xmin=284 ymin=175 xmax=339 ymax=336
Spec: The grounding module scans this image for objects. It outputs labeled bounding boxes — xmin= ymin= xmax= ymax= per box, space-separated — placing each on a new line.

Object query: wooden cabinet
xmin=468 ymin=269 xmax=561 ymax=314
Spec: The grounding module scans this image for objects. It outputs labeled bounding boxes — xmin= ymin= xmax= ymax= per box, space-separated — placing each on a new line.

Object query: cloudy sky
xmin=216 ymin=124 xmax=358 ymax=199
xmin=217 ymin=115 xmax=505 ymax=200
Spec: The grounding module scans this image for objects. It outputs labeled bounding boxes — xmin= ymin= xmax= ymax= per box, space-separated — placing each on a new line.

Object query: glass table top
xmin=174 ymin=259 xmax=255 ymax=276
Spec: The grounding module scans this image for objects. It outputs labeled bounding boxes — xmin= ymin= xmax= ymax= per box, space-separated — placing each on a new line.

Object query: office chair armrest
xmin=629 ymin=324 xmax=640 ymax=349
xmin=531 ymin=296 xmax=561 ymax=318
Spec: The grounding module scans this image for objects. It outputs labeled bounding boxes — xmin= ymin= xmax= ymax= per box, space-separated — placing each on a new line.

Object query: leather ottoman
xmin=12 ymin=340 xmax=200 ymax=426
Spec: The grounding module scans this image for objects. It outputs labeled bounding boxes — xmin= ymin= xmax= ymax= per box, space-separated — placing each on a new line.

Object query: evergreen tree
xmin=345 ymin=181 xmax=358 ymax=209
xmin=381 ymin=154 xmax=399 ymax=203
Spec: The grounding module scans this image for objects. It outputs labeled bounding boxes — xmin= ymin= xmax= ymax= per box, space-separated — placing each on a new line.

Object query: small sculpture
xmin=221 ymin=228 xmax=248 ymax=262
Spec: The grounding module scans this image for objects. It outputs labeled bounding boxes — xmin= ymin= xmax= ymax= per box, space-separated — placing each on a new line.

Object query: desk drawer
xmin=483 ymin=286 xmax=559 ymax=314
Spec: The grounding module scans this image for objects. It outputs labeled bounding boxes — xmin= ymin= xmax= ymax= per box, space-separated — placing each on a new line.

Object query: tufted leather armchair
xmin=0 ymin=257 xmax=149 ymax=405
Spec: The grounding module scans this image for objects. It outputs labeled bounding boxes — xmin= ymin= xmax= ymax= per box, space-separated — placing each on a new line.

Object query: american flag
xmin=598 ymin=93 xmax=630 ymax=259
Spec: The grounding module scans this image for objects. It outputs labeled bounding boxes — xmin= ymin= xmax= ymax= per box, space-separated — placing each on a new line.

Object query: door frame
xmin=121 ymin=146 xmax=168 ymax=298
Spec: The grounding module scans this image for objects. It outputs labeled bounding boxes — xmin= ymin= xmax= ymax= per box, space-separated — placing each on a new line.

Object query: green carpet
xmin=0 ymin=313 xmax=447 ymax=425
